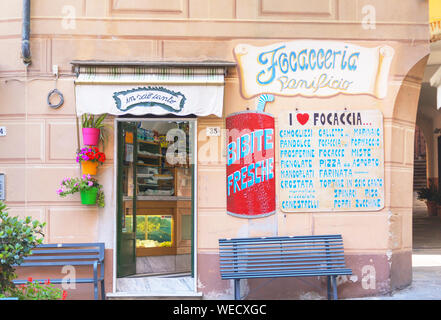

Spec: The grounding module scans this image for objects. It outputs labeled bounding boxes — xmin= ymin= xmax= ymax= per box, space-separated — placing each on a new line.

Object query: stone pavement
xmin=351 ymin=197 xmax=441 ymax=300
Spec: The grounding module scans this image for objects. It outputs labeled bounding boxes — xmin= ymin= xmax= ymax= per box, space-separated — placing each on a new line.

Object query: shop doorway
xmin=115 ymin=118 xmax=196 ymax=291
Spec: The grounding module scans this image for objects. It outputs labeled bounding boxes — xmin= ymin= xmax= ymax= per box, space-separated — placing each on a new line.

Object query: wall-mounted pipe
xmin=21 ymin=0 xmax=31 ymax=66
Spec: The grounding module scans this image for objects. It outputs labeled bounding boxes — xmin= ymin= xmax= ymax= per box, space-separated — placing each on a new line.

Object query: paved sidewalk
xmin=353 ymin=251 xmax=441 ymax=300
xmin=353 ymin=198 xmax=441 ymax=300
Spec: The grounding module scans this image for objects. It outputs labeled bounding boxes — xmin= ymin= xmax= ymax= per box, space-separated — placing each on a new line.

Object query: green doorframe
xmin=113 ymin=118 xmax=198 ymax=291
xmin=116 ymin=121 xmax=138 ymax=278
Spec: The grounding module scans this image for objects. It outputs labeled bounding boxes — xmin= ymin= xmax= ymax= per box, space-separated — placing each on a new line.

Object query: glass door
xmin=117 ymin=119 xmax=196 ymax=280
xmin=116 ymin=121 xmax=137 ymax=277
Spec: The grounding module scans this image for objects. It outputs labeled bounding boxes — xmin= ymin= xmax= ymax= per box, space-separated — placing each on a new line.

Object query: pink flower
xmin=88 ymin=181 xmax=93 ymax=187
xmin=56 ymin=188 xmax=63 ymax=195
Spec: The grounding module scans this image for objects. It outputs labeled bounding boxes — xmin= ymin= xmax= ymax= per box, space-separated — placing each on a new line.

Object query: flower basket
xmin=57 ymin=176 xmax=105 ymax=208
xmin=82 ymin=128 xmax=100 ymax=146
xmin=76 ymin=147 xmax=106 ymax=176
xmin=80 ymin=187 xmax=98 ymax=205
xmin=82 ymin=160 xmax=98 ymax=175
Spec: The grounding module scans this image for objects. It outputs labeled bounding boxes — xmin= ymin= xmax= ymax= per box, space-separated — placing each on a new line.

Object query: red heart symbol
xmin=297 ymin=113 xmax=309 ymax=125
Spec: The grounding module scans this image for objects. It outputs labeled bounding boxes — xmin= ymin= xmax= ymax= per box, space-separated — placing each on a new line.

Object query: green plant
xmin=417 ymin=183 xmax=438 ymax=202
xmin=57 ymin=175 xmax=105 ymax=208
xmin=417 ymin=187 xmax=433 ymax=202
xmin=0 ymin=202 xmax=45 ymax=294
xmin=81 ymin=113 xmax=107 ymax=129
xmin=7 ymin=278 xmax=66 ymax=300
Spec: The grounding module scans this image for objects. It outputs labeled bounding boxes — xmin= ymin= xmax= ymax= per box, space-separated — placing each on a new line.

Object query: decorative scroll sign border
xmin=234 ymin=40 xmax=395 ymax=100
xmin=113 ymin=86 xmax=186 ymax=113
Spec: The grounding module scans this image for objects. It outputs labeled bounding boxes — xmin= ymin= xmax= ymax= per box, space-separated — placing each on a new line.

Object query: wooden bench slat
xmin=221 ymin=269 xmax=353 ymax=279
xmin=220 ymin=257 xmax=345 ymax=264
xmin=29 ymin=249 xmax=100 ymax=254
xmin=28 ymin=243 xmax=104 ymax=248
xmin=220 ymin=259 xmax=345 ymax=267
xmin=220 ymin=250 xmax=344 ymax=259
xmin=220 ymin=255 xmax=345 ymax=263
xmin=23 ymin=255 xmax=101 ymax=261
xmin=219 ymin=236 xmax=343 ymax=244
xmin=219 ymin=239 xmax=343 ymax=246
xmin=19 ymin=260 xmax=100 ymax=267
xmin=221 ymin=268 xmax=353 ymax=276
xmin=220 ymin=244 xmax=343 ymax=250
xmin=221 ymin=262 xmax=348 ymax=271
xmin=220 ymin=234 xmax=343 ymax=241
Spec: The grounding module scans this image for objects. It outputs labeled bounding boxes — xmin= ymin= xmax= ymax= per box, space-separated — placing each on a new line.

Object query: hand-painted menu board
xmin=278 ymin=110 xmax=384 ymax=212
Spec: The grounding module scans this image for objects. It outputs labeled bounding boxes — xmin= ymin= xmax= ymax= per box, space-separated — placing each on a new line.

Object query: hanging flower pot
xmin=82 ymin=128 xmax=100 ymax=146
xmin=80 ymin=187 xmax=98 ymax=205
xmin=57 ymin=176 xmax=105 ymax=208
xmin=82 ymin=160 xmax=98 ymax=175
xmin=81 ymin=114 xmax=108 ymax=146
xmin=76 ymin=147 xmax=106 ymax=176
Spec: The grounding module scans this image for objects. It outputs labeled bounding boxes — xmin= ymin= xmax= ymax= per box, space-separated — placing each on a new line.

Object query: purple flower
xmin=88 ymin=181 xmax=93 ymax=187
xmin=56 ymin=188 xmax=63 ymax=195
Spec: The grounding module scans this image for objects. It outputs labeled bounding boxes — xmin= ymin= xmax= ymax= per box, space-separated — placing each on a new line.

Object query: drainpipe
xmin=21 ymin=0 xmax=31 ymax=66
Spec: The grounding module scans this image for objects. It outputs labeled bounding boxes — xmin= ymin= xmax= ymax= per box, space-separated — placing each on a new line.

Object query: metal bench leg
xmin=234 ymin=279 xmax=240 ymax=300
xmin=327 ymin=276 xmax=331 ymax=300
xmin=93 ymin=262 xmax=98 ymax=300
xmin=331 ymin=275 xmax=338 ymax=300
xmin=101 ymin=280 xmax=105 ymax=300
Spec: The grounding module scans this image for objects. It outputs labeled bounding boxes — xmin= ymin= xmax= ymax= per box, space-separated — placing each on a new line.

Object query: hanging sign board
xmin=277 ymin=109 xmax=384 ymax=212
xmin=234 ymin=41 xmax=394 ymax=99
xmin=226 ymin=111 xmax=276 ymax=218
xmin=113 ymin=87 xmax=186 ymax=113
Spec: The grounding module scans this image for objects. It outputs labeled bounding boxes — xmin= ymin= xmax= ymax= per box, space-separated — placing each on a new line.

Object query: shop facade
xmin=0 ymin=0 xmax=431 ymax=299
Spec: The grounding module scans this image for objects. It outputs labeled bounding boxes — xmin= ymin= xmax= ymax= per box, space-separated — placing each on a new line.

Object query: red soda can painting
xmin=226 ymin=111 xmax=276 ymax=218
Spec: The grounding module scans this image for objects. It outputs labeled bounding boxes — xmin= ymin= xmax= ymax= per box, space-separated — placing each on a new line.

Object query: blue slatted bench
xmin=12 ymin=243 xmax=105 ymax=300
xmin=218 ymin=235 xmax=352 ymax=300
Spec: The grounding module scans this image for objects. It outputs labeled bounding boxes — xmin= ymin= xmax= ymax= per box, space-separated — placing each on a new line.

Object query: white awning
xmin=74 ymin=65 xmax=227 ymax=117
